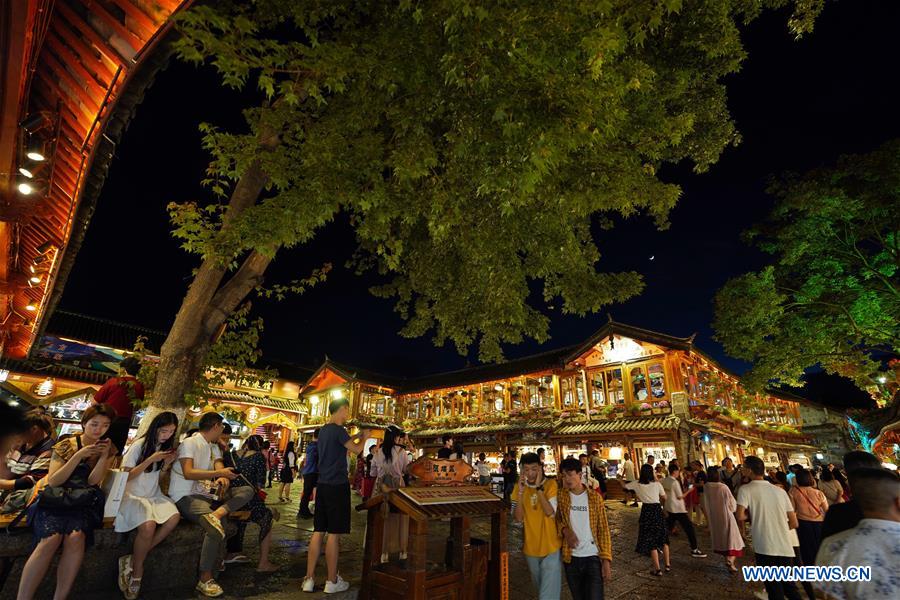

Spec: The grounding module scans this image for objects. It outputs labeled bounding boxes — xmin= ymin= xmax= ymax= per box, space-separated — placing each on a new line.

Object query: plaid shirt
xmin=556 ymin=487 xmax=613 ymax=563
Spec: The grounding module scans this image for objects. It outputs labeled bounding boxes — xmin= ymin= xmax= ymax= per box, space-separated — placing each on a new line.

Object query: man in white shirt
xmin=621 ymin=452 xmax=638 ymax=507
xmin=662 ymin=465 xmax=706 ymax=558
xmin=815 ymin=468 xmax=900 ymax=600
xmin=476 ymin=452 xmax=492 ymax=486
xmin=737 ymin=456 xmax=803 ymax=600
xmin=170 ymin=412 xmax=252 ymax=598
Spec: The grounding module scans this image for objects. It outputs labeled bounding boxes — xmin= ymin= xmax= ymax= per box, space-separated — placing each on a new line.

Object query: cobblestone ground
xmin=159 ymin=492 xmax=765 ymax=600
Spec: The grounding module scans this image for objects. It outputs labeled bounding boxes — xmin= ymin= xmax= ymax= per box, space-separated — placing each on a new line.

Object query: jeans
xmin=755 ymin=553 xmax=803 ymax=600
xmin=175 ymin=487 xmax=254 ymax=573
xmin=665 ymin=512 xmax=699 ymax=550
xmin=564 ymin=556 xmax=604 ymax=600
xmin=524 ymin=550 xmax=562 ymax=600
xmin=479 ymin=475 xmax=492 ymax=486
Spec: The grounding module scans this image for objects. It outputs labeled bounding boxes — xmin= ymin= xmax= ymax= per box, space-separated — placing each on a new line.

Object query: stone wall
xmin=0 ymin=520 xmax=234 ymax=599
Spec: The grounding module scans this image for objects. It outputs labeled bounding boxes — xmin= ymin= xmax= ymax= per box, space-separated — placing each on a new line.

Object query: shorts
xmin=104 ymin=417 xmax=131 ymax=456
xmin=313 ymin=483 xmax=351 ymax=534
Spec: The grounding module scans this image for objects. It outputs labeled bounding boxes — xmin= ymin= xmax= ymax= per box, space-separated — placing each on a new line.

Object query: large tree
xmin=147 ymin=0 xmax=820 ymax=417
xmin=713 ymin=140 xmax=900 ymax=393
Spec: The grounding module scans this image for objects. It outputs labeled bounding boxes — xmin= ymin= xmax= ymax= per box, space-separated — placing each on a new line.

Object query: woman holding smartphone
xmin=115 ymin=411 xmax=181 ymax=599
xmin=17 ymin=404 xmax=117 ymax=600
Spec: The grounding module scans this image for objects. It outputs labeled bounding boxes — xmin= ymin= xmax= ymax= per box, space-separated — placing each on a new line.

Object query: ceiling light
xmin=25 ymin=303 xmax=37 ymax=312
xmin=18 ymin=182 xmax=33 ymax=195
xmin=26 ymin=138 xmax=47 ymax=162
xmin=18 ymin=167 xmax=34 ymax=178
xmin=29 ymin=276 xmax=41 ymax=284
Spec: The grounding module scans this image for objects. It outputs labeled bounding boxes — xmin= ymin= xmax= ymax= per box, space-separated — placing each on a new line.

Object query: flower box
xmin=640 ymin=409 xmax=652 ymax=417
xmin=651 ymin=407 xmax=669 ymax=415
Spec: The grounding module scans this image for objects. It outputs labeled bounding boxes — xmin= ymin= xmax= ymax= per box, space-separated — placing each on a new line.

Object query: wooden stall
xmin=357 ymin=459 xmax=508 ymax=600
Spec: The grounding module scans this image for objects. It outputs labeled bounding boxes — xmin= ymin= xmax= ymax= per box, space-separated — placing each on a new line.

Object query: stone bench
xmin=0 ymin=512 xmax=249 ymax=599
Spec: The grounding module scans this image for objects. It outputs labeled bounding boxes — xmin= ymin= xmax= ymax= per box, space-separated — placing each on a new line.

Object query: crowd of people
xmin=0 ymin=382 xmax=375 ymax=599
xmin=2 ymin=382 xmax=898 ymax=600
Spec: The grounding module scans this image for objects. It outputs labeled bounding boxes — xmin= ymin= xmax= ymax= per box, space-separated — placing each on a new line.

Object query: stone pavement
xmin=154 ymin=491 xmax=765 ymax=600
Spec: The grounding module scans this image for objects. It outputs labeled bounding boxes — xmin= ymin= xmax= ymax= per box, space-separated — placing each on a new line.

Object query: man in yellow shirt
xmin=514 ymin=452 xmax=561 ymax=599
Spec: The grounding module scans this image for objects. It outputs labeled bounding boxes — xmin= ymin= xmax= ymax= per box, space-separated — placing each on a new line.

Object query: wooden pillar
xmin=488 ymin=510 xmax=508 ymax=600
xmin=407 ymin=518 xmax=428 ymax=600
xmin=359 ymin=505 xmax=381 ymax=600
xmin=552 ymin=374 xmax=562 ymax=410
xmin=448 ymin=515 xmax=471 ymax=571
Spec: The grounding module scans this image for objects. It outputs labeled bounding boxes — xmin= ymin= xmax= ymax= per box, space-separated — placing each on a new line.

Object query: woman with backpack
xmin=115 ymin=411 xmax=181 ymax=599
xmin=17 ymin=404 xmax=117 ymax=600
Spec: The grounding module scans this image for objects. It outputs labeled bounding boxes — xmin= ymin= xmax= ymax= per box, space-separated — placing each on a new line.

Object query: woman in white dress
xmin=115 ymin=411 xmax=181 ymax=600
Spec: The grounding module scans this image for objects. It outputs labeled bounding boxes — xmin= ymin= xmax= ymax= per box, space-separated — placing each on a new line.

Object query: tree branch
xmin=204 ymin=250 xmax=274 ymax=336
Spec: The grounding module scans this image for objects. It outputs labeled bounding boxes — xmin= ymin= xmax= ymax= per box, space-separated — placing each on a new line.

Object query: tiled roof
xmin=0 ymin=356 xmax=111 ymax=385
xmin=411 ymin=418 xmax=557 ymax=437
xmin=45 ymin=311 xmax=169 ymax=354
xmin=400 ymin=346 xmax=579 ymax=394
xmin=554 ymin=415 xmax=681 ymax=436
xmin=208 ymin=389 xmax=305 ymax=413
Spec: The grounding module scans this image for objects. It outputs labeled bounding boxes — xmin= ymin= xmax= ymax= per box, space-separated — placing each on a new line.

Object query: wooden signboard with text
xmin=407 ymin=457 xmax=474 ymax=485
xmin=399 ymin=485 xmax=497 ymax=506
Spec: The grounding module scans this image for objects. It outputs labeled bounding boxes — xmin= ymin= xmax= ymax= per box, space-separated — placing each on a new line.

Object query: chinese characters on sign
xmin=407 ymin=457 xmax=474 ymax=485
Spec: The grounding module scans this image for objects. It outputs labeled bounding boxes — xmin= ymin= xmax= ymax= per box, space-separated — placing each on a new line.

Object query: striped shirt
xmin=5 ymin=436 xmax=54 ymax=480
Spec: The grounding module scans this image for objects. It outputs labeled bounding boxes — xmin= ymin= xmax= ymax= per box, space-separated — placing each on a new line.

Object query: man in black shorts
xmin=301 ymin=398 xmax=369 ymax=594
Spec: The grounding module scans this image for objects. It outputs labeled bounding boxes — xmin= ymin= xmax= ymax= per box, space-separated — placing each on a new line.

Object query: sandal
xmin=652 ymin=569 xmax=662 ymax=576
xmin=665 ymin=565 xmax=671 ymax=573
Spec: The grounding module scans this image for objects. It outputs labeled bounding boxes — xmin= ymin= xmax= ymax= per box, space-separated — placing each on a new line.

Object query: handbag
xmin=38 ymin=437 xmax=105 ymax=510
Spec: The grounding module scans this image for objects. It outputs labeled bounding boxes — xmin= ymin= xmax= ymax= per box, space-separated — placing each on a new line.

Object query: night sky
xmin=58 ymin=1 xmax=900 ymax=408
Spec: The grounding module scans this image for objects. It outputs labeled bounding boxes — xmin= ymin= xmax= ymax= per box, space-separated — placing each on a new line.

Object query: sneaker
xmin=301 ymin=577 xmax=315 ymax=593
xmin=199 ymin=513 xmax=225 ymax=540
xmin=324 ymin=575 xmax=350 ymax=594
xmin=224 ymin=554 xmax=250 ymax=564
xmin=117 ymin=554 xmax=132 ymax=593
xmin=691 ymin=549 xmax=708 ymax=558
xmin=196 ymin=579 xmax=224 ymax=598
xmin=124 ymin=576 xmax=141 ymax=600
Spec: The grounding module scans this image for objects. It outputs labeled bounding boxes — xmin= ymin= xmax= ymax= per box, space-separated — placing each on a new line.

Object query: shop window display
xmin=631 ymin=366 xmax=649 ymax=403
xmin=605 ymin=368 xmax=625 ymax=404
xmin=648 ymin=363 xmax=666 ymax=399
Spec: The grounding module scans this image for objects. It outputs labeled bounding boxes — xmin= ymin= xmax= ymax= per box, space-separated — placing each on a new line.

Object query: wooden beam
xmin=45 ymin=32 xmax=108 ymax=97
xmin=56 ymin=2 xmax=129 ymax=67
xmin=108 ymin=0 xmax=158 ymax=39
xmin=34 ymin=71 xmax=95 ymax=128
xmin=81 ymin=0 xmax=145 ymax=52
xmin=50 ymin=20 xmax=117 ymax=82
xmin=40 ymin=52 xmax=103 ymax=114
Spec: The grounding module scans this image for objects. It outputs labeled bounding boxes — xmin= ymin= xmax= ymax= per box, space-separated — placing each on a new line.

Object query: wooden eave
xmin=0 ymin=0 xmax=194 ymax=360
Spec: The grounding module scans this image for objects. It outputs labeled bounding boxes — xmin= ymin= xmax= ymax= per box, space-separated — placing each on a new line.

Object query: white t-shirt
xmin=476 ymin=461 xmax=491 ymax=477
xmin=624 ymin=480 xmax=666 ymax=504
xmin=168 ymin=432 xmax=222 ymax=503
xmin=622 ymin=459 xmax=637 ymax=481
xmin=122 ymin=438 xmax=164 ymax=499
xmin=736 ymin=480 xmax=795 ymax=557
xmin=568 ymin=490 xmax=598 ymax=558
xmin=662 ymin=476 xmax=687 ymax=513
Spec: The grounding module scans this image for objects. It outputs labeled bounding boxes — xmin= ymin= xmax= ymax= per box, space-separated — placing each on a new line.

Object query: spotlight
xmin=20 ymin=112 xmax=51 ymax=132
xmin=18 ymin=167 xmax=34 ymax=178
xmin=26 ymin=138 xmax=47 ymax=162
xmin=17 ymin=182 xmax=34 ymax=195
xmin=25 ymin=303 xmax=37 ymax=312
xmin=32 ymin=255 xmax=47 ymax=266
xmin=29 ymin=276 xmax=41 ymax=284
xmin=35 ymin=241 xmax=53 ymax=254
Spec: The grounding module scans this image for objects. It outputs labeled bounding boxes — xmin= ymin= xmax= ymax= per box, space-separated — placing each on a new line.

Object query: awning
xmin=553 ymin=415 xmax=680 ymax=437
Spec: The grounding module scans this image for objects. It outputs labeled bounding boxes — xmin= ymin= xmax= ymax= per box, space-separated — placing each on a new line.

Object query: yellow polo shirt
xmin=520 ymin=478 xmax=562 ymax=557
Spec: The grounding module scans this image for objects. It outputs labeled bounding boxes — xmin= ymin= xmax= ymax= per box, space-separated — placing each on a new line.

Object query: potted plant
xmin=639 ymin=402 xmax=652 ymax=416
xmin=652 ymin=400 xmax=670 ymax=415
xmin=602 ymin=405 xmax=616 ymax=420
xmin=613 ymin=404 xmax=627 ymax=418
xmin=628 ymin=405 xmax=642 ymax=417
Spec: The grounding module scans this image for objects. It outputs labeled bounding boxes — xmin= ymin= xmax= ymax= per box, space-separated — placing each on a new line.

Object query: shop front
xmin=552 ymin=415 xmax=681 ymax=479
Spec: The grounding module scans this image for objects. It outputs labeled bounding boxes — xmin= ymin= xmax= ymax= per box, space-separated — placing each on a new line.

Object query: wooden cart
xmin=357 ymin=466 xmax=508 ymax=600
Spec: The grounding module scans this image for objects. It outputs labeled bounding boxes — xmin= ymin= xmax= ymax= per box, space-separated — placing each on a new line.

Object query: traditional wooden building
xmin=301 ymin=320 xmax=818 ymax=473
